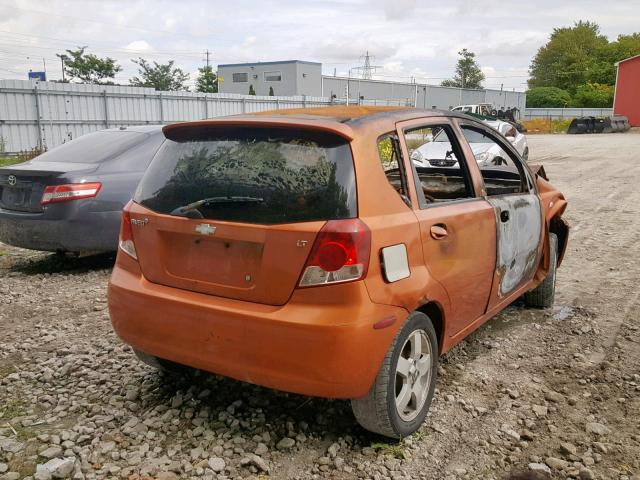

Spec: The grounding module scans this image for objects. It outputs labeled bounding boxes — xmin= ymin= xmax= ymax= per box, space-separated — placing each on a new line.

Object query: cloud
xmin=313 ymin=40 xmax=397 ymax=63
xmin=123 ymin=40 xmax=153 ymax=52
xmin=0 ymin=0 xmax=637 ymax=91
xmin=382 ymin=0 xmax=417 ymax=20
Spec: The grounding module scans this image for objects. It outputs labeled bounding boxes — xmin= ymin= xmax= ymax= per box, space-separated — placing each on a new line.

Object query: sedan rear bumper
xmin=108 ymin=256 xmax=408 ymax=399
xmin=0 ymin=207 xmax=120 ymax=252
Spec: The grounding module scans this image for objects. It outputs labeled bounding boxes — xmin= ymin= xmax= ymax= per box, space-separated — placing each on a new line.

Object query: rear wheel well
xmin=416 ymin=302 xmax=444 ymax=353
xmin=549 ymin=216 xmax=568 ymax=265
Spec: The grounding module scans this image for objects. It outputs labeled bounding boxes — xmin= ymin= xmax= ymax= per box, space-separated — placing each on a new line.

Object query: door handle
xmin=500 ymin=210 xmax=510 ymax=223
xmin=430 ymin=224 xmax=448 ymax=240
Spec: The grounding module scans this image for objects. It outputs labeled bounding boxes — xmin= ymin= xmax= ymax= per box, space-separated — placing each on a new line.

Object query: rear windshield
xmin=34 ymin=130 xmax=146 ymax=163
xmin=135 ymin=126 xmax=357 ymax=224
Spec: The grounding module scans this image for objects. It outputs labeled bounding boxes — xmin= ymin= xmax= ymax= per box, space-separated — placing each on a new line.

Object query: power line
xmin=0 ymin=31 xmax=203 ymax=58
xmin=2 ymin=5 xmax=223 ymax=42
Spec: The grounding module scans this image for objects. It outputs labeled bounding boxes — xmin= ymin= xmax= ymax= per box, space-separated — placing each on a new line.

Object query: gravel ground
xmin=1 ymin=133 xmax=639 ymax=480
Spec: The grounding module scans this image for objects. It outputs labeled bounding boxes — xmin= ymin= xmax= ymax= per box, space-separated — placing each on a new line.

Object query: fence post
xmin=33 ymin=86 xmax=43 ymax=149
xmin=242 ymin=98 xmax=247 ymax=113
xmin=303 ymin=95 xmax=307 ymax=108
xmin=276 ymin=98 xmax=280 ymax=110
xmin=203 ymin=95 xmax=209 ymax=119
xmin=159 ymin=93 xmax=164 ymax=123
xmin=103 ymin=90 xmax=109 ymax=128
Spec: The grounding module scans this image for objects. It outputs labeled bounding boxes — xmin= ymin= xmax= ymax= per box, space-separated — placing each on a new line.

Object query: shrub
xmin=526 ymin=87 xmax=572 ymax=108
xmin=572 ymin=82 xmax=614 ymax=108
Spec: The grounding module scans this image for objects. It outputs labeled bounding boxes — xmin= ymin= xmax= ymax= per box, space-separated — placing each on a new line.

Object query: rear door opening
xmin=132 ymin=125 xmax=357 ymax=306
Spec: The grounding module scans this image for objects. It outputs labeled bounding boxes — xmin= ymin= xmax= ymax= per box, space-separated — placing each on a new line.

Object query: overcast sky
xmin=0 ymin=0 xmax=638 ymax=91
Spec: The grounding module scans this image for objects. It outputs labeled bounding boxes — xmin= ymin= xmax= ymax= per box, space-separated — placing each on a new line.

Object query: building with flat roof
xmin=216 ymin=60 xmax=526 ymax=113
xmin=217 ymin=60 xmax=322 ymax=97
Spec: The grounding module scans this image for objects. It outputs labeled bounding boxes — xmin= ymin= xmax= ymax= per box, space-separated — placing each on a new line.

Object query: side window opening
xmin=377 ymin=134 xmax=411 ymax=207
xmin=460 ymin=126 xmax=528 ymax=196
xmin=403 ymin=125 xmax=474 ymax=207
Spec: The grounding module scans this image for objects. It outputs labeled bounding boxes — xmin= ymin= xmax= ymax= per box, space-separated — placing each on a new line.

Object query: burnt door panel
xmin=487 ymin=194 xmax=542 ymax=296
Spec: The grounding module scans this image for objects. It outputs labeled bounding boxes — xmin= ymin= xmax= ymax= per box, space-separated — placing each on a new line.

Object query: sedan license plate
xmin=1 ymin=186 xmax=27 ymax=207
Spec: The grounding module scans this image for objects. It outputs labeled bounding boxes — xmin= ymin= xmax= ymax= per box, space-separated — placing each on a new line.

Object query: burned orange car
xmin=108 ymin=106 xmax=568 ymax=438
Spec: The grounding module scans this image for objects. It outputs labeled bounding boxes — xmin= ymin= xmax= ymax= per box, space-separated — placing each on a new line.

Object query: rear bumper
xmin=108 ymin=257 xmax=407 ymax=399
xmin=0 ymin=207 xmax=120 ymax=252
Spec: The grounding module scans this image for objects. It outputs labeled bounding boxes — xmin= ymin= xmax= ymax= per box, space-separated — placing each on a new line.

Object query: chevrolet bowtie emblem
xmin=195 ymin=223 xmax=216 ymax=235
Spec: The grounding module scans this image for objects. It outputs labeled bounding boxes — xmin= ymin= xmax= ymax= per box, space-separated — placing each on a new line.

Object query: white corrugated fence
xmin=0 ymin=80 xmax=360 ymax=153
xmin=523 ymin=107 xmax=614 ymax=120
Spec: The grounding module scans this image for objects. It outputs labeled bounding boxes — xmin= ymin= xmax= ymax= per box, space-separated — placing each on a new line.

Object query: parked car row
xmin=0 ymin=107 xmax=568 ymax=439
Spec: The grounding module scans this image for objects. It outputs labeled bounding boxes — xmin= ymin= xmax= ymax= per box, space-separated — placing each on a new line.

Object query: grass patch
xmin=0 ymin=399 xmax=26 ymax=419
xmin=0 ymin=157 xmax=23 ymax=167
xmin=370 ymin=441 xmax=406 ymax=459
xmin=523 ymin=118 xmax=573 ymax=134
xmin=0 ymin=363 xmax=17 ymax=379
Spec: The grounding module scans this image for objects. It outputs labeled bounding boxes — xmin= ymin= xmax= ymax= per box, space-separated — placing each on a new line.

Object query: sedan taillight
xmin=40 ymin=182 xmax=102 ymax=205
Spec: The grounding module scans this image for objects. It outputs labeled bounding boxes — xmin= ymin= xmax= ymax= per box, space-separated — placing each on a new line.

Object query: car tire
xmin=351 ymin=311 xmax=438 ymax=439
xmin=133 ymin=348 xmax=190 ymax=375
xmin=524 ymin=233 xmax=558 ymax=308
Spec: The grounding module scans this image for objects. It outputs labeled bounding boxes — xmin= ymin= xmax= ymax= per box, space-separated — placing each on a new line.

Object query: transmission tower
xmin=351 ymin=51 xmax=381 ymax=80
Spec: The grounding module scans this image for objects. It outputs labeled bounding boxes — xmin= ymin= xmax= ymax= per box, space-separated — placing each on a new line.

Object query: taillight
xmin=298 ymin=219 xmax=371 ymax=287
xmin=40 ymin=182 xmax=102 ymax=205
xmin=119 ymin=201 xmax=137 ymax=260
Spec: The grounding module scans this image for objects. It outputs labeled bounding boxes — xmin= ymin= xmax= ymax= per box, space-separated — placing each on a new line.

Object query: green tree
xmin=130 ymin=58 xmax=189 ymax=91
xmin=60 ymin=46 xmax=122 ymax=84
xmin=572 ymin=83 xmax=614 ymax=107
xmin=248 ymin=84 xmax=256 ymax=95
xmin=441 ymin=49 xmax=485 ymax=89
xmin=526 ymin=87 xmax=572 ymax=107
xmin=589 ymin=33 xmax=640 ymax=84
xmin=528 ymin=21 xmax=608 ymax=92
xmin=195 ymin=65 xmax=218 ymax=93
xmin=268 ymin=86 xmax=275 ymax=96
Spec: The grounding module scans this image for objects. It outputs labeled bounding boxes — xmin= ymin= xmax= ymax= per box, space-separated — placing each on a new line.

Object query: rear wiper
xmin=170 ymin=196 xmax=264 ymax=217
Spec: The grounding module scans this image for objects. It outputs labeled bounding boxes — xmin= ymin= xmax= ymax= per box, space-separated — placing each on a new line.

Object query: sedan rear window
xmin=135 ymin=126 xmax=357 ymax=225
xmin=33 ymin=131 xmax=146 ymax=163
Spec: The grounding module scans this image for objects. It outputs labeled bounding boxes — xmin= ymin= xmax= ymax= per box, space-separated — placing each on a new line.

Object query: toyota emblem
xmin=7 ymin=175 xmax=17 ymax=186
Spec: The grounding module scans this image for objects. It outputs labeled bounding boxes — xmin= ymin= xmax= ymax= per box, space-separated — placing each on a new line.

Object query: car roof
xmin=106 ymin=125 xmax=164 ymax=134
xmin=163 ymin=106 xmax=475 ymax=141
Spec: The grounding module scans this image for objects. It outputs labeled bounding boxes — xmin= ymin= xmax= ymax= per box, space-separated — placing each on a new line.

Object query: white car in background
xmin=484 ymin=119 xmax=529 ymax=160
xmin=411 ymin=119 xmax=529 ymax=169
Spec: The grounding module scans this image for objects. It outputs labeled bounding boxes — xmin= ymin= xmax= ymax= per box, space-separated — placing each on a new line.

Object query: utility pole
xmin=56 ymin=54 xmax=67 ymax=82
xmin=203 ymin=50 xmax=212 ymax=68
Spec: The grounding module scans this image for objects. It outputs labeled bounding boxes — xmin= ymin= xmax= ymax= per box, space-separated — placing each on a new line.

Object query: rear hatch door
xmin=132 ymin=124 xmax=357 ymax=306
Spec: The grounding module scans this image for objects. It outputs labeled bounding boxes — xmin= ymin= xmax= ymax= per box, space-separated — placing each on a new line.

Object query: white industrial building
xmin=218 ymin=60 xmax=526 ymax=112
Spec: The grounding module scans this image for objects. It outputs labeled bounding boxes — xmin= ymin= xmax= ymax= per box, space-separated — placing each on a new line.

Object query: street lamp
xmin=56 ymin=54 xmax=69 ymax=82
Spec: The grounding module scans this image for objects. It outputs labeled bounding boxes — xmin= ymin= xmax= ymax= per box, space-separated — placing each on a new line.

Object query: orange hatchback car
xmin=108 ymin=106 xmax=568 ymax=438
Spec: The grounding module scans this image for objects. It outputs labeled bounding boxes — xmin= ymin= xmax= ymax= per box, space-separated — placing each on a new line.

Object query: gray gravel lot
xmin=1 ymin=133 xmax=639 ymax=480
